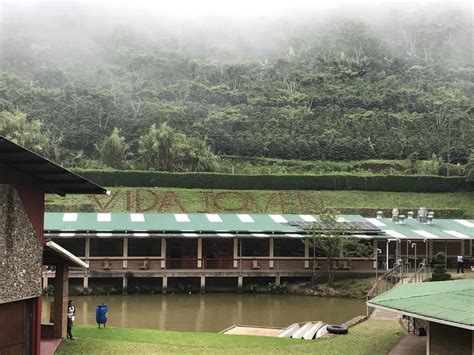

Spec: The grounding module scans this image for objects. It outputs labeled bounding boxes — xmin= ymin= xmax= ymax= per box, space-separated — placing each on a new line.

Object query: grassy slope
xmin=57 ymin=320 xmax=403 ymax=355
xmin=46 ymin=187 xmax=474 ymax=217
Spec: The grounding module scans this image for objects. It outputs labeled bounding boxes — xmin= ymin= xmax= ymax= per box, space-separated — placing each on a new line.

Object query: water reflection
xmin=42 ymin=294 xmax=365 ymax=332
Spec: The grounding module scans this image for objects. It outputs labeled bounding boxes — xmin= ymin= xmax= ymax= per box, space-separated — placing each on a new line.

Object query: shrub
xmin=431 ymin=252 xmax=451 ymax=282
xmin=74 ymin=169 xmax=473 ymax=192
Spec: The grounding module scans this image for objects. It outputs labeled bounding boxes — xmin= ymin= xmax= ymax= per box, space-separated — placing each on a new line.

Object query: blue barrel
xmin=96 ymin=304 xmax=108 ymax=327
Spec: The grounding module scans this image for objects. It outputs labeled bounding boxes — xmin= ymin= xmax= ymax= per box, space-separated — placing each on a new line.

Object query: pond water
xmin=42 ymin=294 xmax=365 ymax=332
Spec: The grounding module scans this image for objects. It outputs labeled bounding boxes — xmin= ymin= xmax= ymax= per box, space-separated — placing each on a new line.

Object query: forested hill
xmin=0 ymin=3 xmax=472 ymax=168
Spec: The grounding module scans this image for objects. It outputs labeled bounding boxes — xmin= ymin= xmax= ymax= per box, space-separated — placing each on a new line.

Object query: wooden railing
xmin=367 ymin=263 xmax=402 ymax=299
xmin=408 ymin=259 xmax=430 ymax=283
xmin=59 ymin=256 xmax=377 ymax=273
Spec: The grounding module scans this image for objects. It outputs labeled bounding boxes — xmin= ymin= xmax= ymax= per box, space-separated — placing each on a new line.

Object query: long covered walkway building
xmin=43 ymin=212 xmax=473 ymax=293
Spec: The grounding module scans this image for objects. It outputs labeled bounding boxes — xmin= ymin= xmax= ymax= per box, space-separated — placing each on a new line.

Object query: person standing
xmin=457 ymin=255 xmax=464 ymax=274
xmin=67 ymin=300 xmax=76 ymax=340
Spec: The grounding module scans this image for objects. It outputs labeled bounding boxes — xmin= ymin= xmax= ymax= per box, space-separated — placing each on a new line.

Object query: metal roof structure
xmin=44 ymin=213 xmax=474 ymax=240
xmin=367 ymin=279 xmax=474 ymax=330
xmin=0 ymin=136 xmax=107 ymax=196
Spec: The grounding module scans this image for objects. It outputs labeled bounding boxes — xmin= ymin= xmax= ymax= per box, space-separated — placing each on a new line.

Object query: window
xmin=128 ymin=239 xmax=161 ymax=256
xmin=90 ymin=238 xmax=123 ymax=256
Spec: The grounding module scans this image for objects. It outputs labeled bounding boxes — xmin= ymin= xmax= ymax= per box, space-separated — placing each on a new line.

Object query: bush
xmin=431 ymin=252 xmax=451 ymax=282
xmin=74 ymin=169 xmax=473 ymax=192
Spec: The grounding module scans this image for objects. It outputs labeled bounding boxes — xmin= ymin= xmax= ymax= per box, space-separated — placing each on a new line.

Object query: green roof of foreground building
xmin=44 ymin=212 xmax=474 ymax=240
xmin=367 ymin=279 xmax=474 ymax=330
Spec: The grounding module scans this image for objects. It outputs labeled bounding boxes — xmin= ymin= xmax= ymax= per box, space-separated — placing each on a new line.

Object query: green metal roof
xmin=367 ymin=279 xmax=474 ymax=330
xmin=370 ymin=218 xmax=474 ymax=240
xmin=44 ymin=213 xmax=473 ymax=240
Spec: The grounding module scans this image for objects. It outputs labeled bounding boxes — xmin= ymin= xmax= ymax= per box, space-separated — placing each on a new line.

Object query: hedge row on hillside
xmin=74 ymin=170 xmax=473 ymax=192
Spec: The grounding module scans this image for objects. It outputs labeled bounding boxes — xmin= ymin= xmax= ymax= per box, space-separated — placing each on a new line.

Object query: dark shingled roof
xmin=0 ymin=135 xmax=106 ymax=196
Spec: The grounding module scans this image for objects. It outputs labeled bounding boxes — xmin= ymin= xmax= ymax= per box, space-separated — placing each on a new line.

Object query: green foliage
xmin=267 ymin=282 xmax=288 ymax=294
xmin=431 ymin=252 xmax=451 ymax=282
xmin=138 ymin=123 xmax=219 ymax=172
xmin=306 ymin=210 xmax=373 ymax=285
xmin=0 ymin=110 xmax=60 ymax=160
xmin=0 ymin=9 xmax=472 ymax=165
xmin=74 ymin=169 xmax=472 ymax=192
xmin=465 ymin=153 xmax=474 ymax=182
xmin=96 ymin=128 xmax=130 ymax=169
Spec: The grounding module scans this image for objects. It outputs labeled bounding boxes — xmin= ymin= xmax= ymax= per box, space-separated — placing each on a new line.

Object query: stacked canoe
xmin=278 ymin=321 xmax=329 ymax=340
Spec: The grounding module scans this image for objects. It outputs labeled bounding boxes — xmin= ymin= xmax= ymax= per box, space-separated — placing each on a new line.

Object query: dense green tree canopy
xmin=0 ymin=4 xmax=472 ymax=169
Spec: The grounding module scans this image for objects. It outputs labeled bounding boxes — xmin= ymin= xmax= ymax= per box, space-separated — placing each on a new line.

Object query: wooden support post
xmin=85 ymin=238 xmax=90 ymax=259
xmin=275 ymin=275 xmax=281 ymax=286
xmin=162 ymin=275 xmax=168 ymax=294
xmin=269 ymin=238 xmax=274 ymax=269
xmin=237 ymin=275 xmax=243 ymax=293
xmin=43 ymin=274 xmax=48 ymax=289
xmin=161 ymin=238 xmax=166 ymax=269
xmin=304 ymin=242 xmax=309 ymax=269
xmin=122 ymin=276 xmax=128 ymax=295
xmin=200 ymin=276 xmax=205 ymax=294
xmin=197 ymin=238 xmax=203 ymax=269
xmin=123 ymin=237 xmax=128 ymax=270
xmin=233 ymin=239 xmax=239 ymax=268
xmin=83 ymin=276 xmax=88 ymax=290
xmin=53 ymin=262 xmax=68 ymax=339
xmin=426 ymin=322 xmax=430 ymax=355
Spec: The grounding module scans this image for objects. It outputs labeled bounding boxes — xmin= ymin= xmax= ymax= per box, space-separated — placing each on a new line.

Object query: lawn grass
xmin=46 ymin=187 xmax=474 ymax=217
xmin=57 ymin=320 xmax=404 ymax=355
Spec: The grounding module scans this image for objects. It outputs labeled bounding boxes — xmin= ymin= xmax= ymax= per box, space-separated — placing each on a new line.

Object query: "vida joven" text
xmin=89 ymin=190 xmax=326 ymax=213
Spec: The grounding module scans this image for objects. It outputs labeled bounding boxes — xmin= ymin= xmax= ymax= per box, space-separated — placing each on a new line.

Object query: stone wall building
xmin=0 ymin=136 xmax=105 ymax=355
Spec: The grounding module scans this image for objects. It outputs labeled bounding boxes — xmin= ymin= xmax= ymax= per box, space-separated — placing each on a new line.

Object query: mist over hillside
xmin=0 ymin=1 xmax=472 ymax=169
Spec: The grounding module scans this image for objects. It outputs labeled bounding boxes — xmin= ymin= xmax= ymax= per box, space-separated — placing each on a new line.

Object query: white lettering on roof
xmin=413 ymin=230 xmax=439 ymax=239
xmin=97 ymin=213 xmax=111 ymax=222
xmin=366 ymin=218 xmax=386 ymax=227
xmin=130 ymin=213 xmax=145 ymax=222
xmin=269 ymin=214 xmax=287 ymax=223
xmin=444 ymin=231 xmax=471 ymax=239
xmin=206 ymin=214 xmax=222 ymax=222
xmin=385 ymin=230 xmax=408 ymax=239
xmin=454 ymin=220 xmax=474 ymax=228
xmin=237 ymin=214 xmax=254 ymax=223
xmin=300 ymin=215 xmax=316 ymax=222
xmin=63 ymin=213 xmax=78 ymax=222
xmin=251 ymin=233 xmax=268 ymax=238
xmin=175 ymin=214 xmax=190 ymax=222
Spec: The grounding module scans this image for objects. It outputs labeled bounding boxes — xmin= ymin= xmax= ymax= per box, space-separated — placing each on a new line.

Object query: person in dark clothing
xmin=67 ymin=300 xmax=75 ymax=340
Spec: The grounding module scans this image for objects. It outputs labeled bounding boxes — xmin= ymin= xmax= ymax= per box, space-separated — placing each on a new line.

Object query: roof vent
xmin=392 ymin=208 xmax=399 ymax=223
xmin=376 ymin=211 xmax=384 ymax=219
xmin=418 ymin=207 xmax=427 ymax=223
xmin=399 ymin=215 xmax=406 ymax=224
xmin=407 ymin=211 xmax=414 ymax=219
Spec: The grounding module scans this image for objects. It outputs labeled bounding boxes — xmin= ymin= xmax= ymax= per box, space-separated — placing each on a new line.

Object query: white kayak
xmin=291 ymin=322 xmax=313 ymax=339
xmin=316 ymin=324 xmax=329 ymax=339
xmin=278 ymin=323 xmax=300 ymax=338
xmin=303 ymin=321 xmax=325 ymax=340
